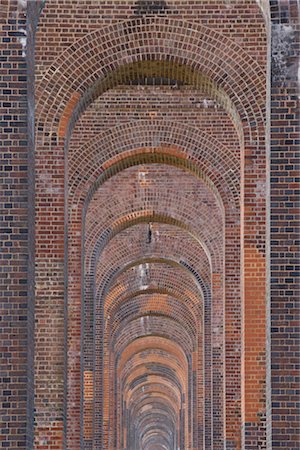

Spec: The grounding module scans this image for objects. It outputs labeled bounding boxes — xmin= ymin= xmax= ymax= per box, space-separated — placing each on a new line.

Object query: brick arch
xmin=127 ymin=374 xmax=184 ymax=410
xmin=95 ymin=262 xmax=204 ymax=448
xmin=82 ymin=222 xmax=211 ymax=391
xmin=87 ymin=212 xmax=214 ymax=269
xmin=110 ymin=310 xmax=202 ymax=360
xmin=109 ymin=303 xmax=200 ymax=353
xmin=101 ymin=276 xmax=203 ymax=351
xmin=72 ymin=198 xmax=225 ymax=450
xmin=93 ymin=224 xmax=211 ymax=301
xmin=128 ymin=380 xmax=182 ymax=413
xmin=131 ymin=401 xmax=179 ymax=425
xmin=130 ymin=397 xmax=178 ymax=425
xmin=102 ymin=275 xmax=202 ymax=355
xmin=120 ymin=355 xmax=189 ymax=448
xmin=67 ymin=124 xmax=238 ymax=450
xmin=84 ymin=165 xmax=224 ymax=267
xmin=98 ymin=257 xmax=205 ymax=311
xmin=68 ymin=121 xmax=239 ymax=211
xmin=134 ymin=399 xmax=178 ymax=430
xmin=121 ymin=353 xmax=187 ymax=393
xmin=98 ymin=263 xmax=203 ymax=364
xmin=100 ymin=318 xmax=197 ymax=449
xmin=108 ymin=296 xmax=200 ymax=349
xmin=141 ymin=426 xmax=174 ymax=450
xmin=122 ymin=359 xmax=187 ymax=399
xmin=35 ymin=17 xmax=265 ymax=143
xmin=131 ymin=402 xmax=178 ymax=449
xmin=117 ymin=347 xmax=189 ymax=403
xmin=127 ymin=382 xmax=182 ymax=438
xmin=33 ymin=11 xmax=267 ymax=450
xmin=96 ymin=260 xmax=204 ymax=446
xmin=80 ymin=162 xmax=225 ymax=447
xmin=86 ymin=223 xmax=215 ymax=447
xmin=128 ymin=382 xmax=181 ymax=413
xmin=125 ymin=374 xmax=185 ymax=450
xmin=84 ymin=337 xmax=186 ymax=447
xmin=118 ymin=336 xmax=189 ymax=377
xmin=121 ymin=356 xmax=187 ymax=395
xmin=124 ymin=375 xmax=186 ymax=449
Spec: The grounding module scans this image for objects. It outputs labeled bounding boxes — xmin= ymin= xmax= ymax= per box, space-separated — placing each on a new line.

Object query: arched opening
xmin=33 ymin=11 xmax=267 ymax=450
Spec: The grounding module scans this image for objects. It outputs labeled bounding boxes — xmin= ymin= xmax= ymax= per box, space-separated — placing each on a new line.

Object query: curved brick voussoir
xmin=70 ymin=87 xmax=240 ymax=159
xmin=93 ymin=223 xmax=211 ymax=299
xmin=101 ymin=265 xmax=204 ymax=341
xmin=70 ymin=127 xmax=232 ymax=450
xmin=118 ymin=336 xmax=189 ymax=381
xmin=35 ymin=17 xmax=266 ymax=145
xmin=102 ymin=261 xmax=204 ymax=315
xmin=120 ymin=349 xmax=187 ymax=386
xmin=128 ymin=382 xmax=181 ymax=414
xmin=121 ymin=358 xmax=187 ymax=397
xmin=108 ymin=292 xmax=199 ymax=339
xmin=82 ymin=222 xmax=212 ymax=391
xmin=115 ymin=340 xmax=190 ymax=448
xmin=99 ymin=318 xmax=198 ymax=448
xmin=84 ymin=164 xmax=224 ymax=268
xmin=68 ymin=121 xmax=240 ymax=212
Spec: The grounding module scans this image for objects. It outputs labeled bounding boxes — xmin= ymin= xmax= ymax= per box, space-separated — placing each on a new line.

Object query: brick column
xmin=0 ymin=2 xmax=29 ymax=448
xmin=270 ymin=1 xmax=299 ymax=447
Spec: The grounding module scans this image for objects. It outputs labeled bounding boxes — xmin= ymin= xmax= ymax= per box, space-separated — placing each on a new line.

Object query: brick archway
xmin=2 ymin=2 xmax=299 ymax=450
xmin=33 ymin=13 xmax=267 ymax=450
xmin=81 ymin=160 xmax=224 ymax=449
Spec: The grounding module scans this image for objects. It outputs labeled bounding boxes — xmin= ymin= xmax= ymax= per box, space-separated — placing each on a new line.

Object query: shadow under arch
xmin=96 ymin=256 xmax=207 ymax=310
xmin=35 ymin=17 xmax=266 ymax=147
xmin=74 ymin=130 xmax=238 ymax=214
xmin=68 ymin=59 xmax=244 ymax=144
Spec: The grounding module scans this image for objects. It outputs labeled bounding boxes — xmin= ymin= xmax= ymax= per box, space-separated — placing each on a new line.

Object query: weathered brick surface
xmin=0 ymin=1 xmax=29 ymax=448
xmin=33 ymin=2 xmax=266 ymax=446
xmin=0 ymin=1 xmax=298 ymax=449
xmin=269 ymin=1 xmax=300 ymax=449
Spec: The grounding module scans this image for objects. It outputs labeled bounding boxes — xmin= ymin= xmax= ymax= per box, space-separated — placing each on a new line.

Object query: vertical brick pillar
xmin=212 ymin=272 xmax=224 ymax=450
xmin=270 ymin=1 xmax=300 ymax=447
xmin=34 ymin=135 xmax=65 ymax=448
xmin=225 ymin=223 xmax=242 ymax=449
xmin=204 ymin=294 xmax=212 ymax=449
xmin=0 ymin=1 xmax=28 ymax=448
xmin=67 ymin=212 xmax=83 ymax=449
xmin=243 ymin=136 xmax=267 ymax=449
xmin=26 ymin=1 xmax=42 ymax=447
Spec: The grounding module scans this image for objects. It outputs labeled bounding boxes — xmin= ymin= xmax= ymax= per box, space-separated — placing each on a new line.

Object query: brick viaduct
xmin=0 ymin=1 xmax=299 ymax=449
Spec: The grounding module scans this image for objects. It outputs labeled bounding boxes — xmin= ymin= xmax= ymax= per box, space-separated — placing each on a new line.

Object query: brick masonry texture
xmin=269 ymin=1 xmax=300 ymax=449
xmin=0 ymin=1 xmax=29 ymax=449
xmin=0 ymin=1 xmax=299 ymax=449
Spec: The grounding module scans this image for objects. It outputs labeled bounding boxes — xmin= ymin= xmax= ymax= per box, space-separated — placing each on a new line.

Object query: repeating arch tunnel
xmin=33 ymin=8 xmax=269 ymax=450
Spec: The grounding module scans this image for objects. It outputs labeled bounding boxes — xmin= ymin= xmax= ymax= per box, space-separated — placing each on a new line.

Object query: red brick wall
xmin=0 ymin=1 xmax=29 ymax=448
xmin=1 ymin=1 xmax=298 ymax=449
xmin=270 ymin=1 xmax=300 ymax=449
xmin=33 ymin=1 xmax=267 ymax=446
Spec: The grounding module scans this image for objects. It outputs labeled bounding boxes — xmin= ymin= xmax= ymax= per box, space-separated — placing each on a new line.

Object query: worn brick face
xmin=0 ymin=1 xmax=29 ymax=449
xmin=269 ymin=1 xmax=300 ymax=449
xmin=0 ymin=1 xmax=298 ymax=449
